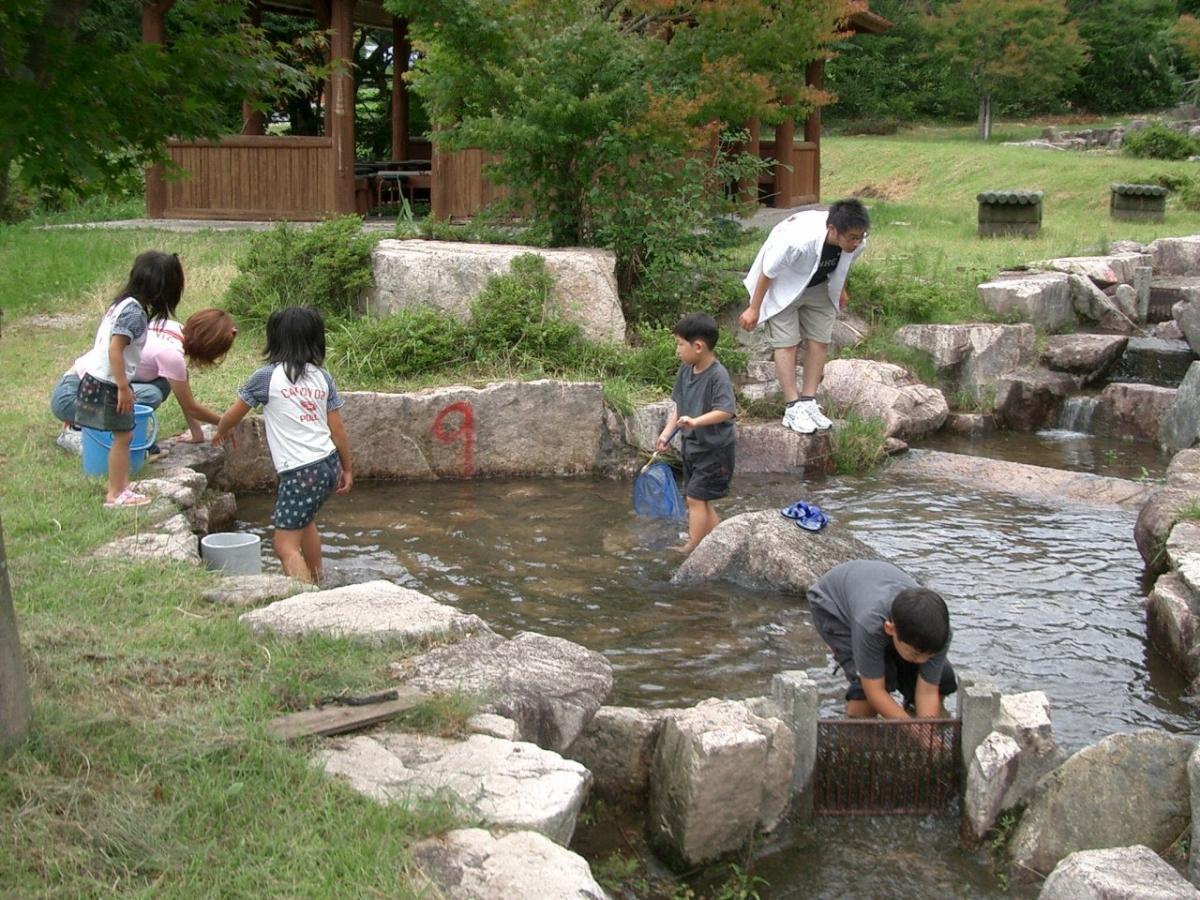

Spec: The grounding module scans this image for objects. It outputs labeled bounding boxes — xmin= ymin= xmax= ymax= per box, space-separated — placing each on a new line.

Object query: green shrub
xmin=328 ymin=308 xmax=473 ymax=379
xmin=470 ymin=254 xmax=587 ymax=369
xmin=829 ymin=413 xmax=889 ymax=475
xmin=224 ymin=216 xmax=378 ymax=324
xmin=1122 ymin=124 xmax=1199 ymax=161
xmin=1151 ymin=172 xmax=1200 ymax=211
xmin=846 ymin=264 xmax=975 ymax=325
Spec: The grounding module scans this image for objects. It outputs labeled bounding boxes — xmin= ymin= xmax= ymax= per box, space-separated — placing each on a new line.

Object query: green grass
xmin=5 ymin=118 xmax=1200 ymax=894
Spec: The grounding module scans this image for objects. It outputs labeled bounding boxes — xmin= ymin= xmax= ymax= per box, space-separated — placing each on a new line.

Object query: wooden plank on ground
xmin=267 ymin=687 xmax=430 ymax=741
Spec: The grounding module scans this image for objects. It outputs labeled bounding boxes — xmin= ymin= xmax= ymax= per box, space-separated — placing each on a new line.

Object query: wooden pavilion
xmin=142 ymin=2 xmax=890 ymax=222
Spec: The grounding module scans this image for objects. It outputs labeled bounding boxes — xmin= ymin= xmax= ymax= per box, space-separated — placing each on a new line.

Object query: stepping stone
xmin=318 ymin=732 xmax=592 ymax=845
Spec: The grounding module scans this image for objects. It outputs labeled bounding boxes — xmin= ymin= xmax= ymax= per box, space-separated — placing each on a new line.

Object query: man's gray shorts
xmin=762 ymin=283 xmax=836 ymax=347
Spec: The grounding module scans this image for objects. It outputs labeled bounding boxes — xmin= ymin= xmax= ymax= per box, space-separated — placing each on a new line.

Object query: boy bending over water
xmin=808 ymin=559 xmax=957 ymax=718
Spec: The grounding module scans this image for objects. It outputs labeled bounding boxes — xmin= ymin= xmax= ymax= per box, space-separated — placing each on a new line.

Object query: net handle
xmin=640 ymin=425 xmax=681 ymax=473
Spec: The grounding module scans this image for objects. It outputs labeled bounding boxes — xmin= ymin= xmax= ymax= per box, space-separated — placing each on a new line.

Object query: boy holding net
xmin=657 ymin=313 xmax=737 ymax=555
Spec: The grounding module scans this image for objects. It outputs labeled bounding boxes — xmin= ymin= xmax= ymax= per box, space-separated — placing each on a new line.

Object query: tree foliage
xmin=385 ymin=0 xmax=849 ymax=321
xmin=928 ymin=0 xmax=1087 ymax=138
xmin=1068 ymin=0 xmax=1180 ymax=113
xmin=0 ymin=0 xmax=312 ymax=217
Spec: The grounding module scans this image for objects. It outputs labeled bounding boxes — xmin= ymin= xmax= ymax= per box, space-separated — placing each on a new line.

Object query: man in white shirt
xmin=739 ymin=199 xmax=870 ymax=434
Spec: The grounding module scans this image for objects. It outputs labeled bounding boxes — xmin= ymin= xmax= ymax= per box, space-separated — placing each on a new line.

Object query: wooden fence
xmin=153 ymin=136 xmax=337 ymax=221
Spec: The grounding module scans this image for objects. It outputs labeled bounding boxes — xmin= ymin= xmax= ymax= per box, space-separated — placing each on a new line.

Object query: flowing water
xmin=233 ymin=438 xmax=1195 ymax=898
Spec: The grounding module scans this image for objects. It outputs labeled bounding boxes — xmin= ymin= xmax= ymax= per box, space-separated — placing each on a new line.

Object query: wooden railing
xmin=152 ymin=136 xmax=339 ymax=221
xmin=759 ymin=138 xmax=819 ymax=208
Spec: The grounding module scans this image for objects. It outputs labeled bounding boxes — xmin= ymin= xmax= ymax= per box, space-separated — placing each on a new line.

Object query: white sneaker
xmin=782 ymin=402 xmax=817 ymax=434
xmin=799 ymin=399 xmax=833 ymax=431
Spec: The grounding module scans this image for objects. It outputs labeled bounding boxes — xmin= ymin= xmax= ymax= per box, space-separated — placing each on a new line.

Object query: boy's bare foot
xmin=670 ymin=542 xmax=696 ymax=555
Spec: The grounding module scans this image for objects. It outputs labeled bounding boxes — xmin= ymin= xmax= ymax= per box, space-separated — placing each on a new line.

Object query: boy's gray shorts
xmin=763 ymin=283 xmax=835 ymax=347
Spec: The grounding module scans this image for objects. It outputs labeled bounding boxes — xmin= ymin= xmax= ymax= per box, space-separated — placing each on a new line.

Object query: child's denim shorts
xmin=274 ymin=451 xmax=340 ymax=531
xmin=73 ymin=373 xmax=134 ymax=432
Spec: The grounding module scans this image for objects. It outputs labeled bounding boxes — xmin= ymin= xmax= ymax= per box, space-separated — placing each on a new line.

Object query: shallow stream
xmin=234 ymin=434 xmax=1195 ymax=897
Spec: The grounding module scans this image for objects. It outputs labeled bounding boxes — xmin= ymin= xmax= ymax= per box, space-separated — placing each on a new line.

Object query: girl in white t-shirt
xmin=212 ymin=307 xmax=353 ymax=583
xmin=75 ymin=251 xmax=183 ymax=508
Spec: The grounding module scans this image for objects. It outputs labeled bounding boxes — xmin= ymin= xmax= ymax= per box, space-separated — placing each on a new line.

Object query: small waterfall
xmin=1056 ymin=396 xmax=1099 ymax=434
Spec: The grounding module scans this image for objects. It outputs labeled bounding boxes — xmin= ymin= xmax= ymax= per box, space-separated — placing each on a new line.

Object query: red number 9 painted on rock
xmin=432 ymin=400 xmax=475 ymax=477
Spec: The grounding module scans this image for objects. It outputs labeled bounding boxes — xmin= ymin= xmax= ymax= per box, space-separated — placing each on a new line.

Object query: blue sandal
xmin=780 ymin=500 xmax=828 ymax=531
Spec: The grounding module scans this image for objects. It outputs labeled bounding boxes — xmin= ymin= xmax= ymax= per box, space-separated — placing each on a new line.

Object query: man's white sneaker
xmin=782 ymin=402 xmax=818 ymax=434
xmin=55 ymin=429 xmax=82 ymax=455
xmin=799 ymin=399 xmax=833 ymax=431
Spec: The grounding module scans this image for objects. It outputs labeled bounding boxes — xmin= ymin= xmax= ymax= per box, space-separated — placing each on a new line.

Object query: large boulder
xmin=1169 ymin=448 xmax=1200 ymax=489
xmin=566 ymin=705 xmax=672 ymax=802
xmin=670 ymin=509 xmax=878 ymax=593
xmin=818 ymin=359 xmax=948 ymax=439
xmin=964 ymin=731 xmax=1021 ymax=845
xmin=1092 ymin=383 xmax=1177 ymax=442
xmin=1161 ymin=363 xmax=1200 ymax=451
xmin=239 ymin=580 xmax=489 ymax=645
xmin=1067 ymin=275 xmax=1138 ymax=334
xmin=1041 ymin=253 xmax=1153 ymax=287
xmin=217 ymin=381 xmax=608 ymax=490
xmin=1177 ymin=300 xmax=1200 ymax=358
xmin=369 ymin=239 xmax=626 ymax=344
xmin=201 ymin=573 xmax=315 ymax=607
xmin=977 ymin=272 xmax=1076 ymax=331
xmin=734 ymin=424 xmax=835 ymax=476
xmin=993 ymin=691 xmax=1066 ymax=810
xmin=993 ymin=369 xmax=1079 ymax=431
xmin=1135 ymin=488 xmax=1198 ymax=573
xmin=1146 ymin=572 xmax=1200 ymax=685
xmin=397 ymin=631 xmax=613 ymax=752
xmin=410 ymin=829 xmax=608 ymax=900
xmin=1039 ymin=845 xmax=1200 ymax=900
xmin=1041 ymin=334 xmax=1128 ymax=383
xmin=93 ymin=513 xmax=199 ymax=565
xmin=1008 ymin=730 xmax=1196 ymax=879
xmin=894 ymin=323 xmax=1036 ymax=400
xmin=318 ymin=733 xmax=592 ymax=845
xmin=1149 ymin=236 xmax=1200 ymax=276
xmin=890 ymin=450 xmax=1152 ymax=510
xmin=648 ymin=699 xmax=794 ymax=869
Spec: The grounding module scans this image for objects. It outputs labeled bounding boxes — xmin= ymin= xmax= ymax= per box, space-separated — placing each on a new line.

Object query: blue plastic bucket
xmin=81 ymin=404 xmax=158 ymax=478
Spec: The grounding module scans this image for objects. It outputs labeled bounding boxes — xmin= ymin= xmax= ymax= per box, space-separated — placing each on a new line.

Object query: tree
xmin=929 ymin=0 xmax=1087 ymax=139
xmin=1068 ymin=0 xmax=1180 ymax=114
xmin=0 ymin=0 xmax=312 ymax=217
xmin=386 ymin=0 xmax=848 ymax=317
xmin=0 ymin=515 xmax=31 ymax=755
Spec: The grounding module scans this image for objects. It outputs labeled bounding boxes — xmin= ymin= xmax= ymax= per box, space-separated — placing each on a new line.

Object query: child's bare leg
xmin=675 ymin=497 xmax=714 ymax=554
xmin=299 ymin=522 xmax=323 ymax=585
xmin=274 ymin=528 xmax=313 ymax=583
xmin=106 ymin=430 xmax=133 ymax=500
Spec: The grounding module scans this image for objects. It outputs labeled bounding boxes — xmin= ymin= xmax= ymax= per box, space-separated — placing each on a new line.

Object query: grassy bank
xmin=3 ymin=122 xmax=1200 ymax=894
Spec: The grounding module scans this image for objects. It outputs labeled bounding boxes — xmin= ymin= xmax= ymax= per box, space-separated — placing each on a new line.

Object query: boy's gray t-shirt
xmin=671 ymin=360 xmax=736 ymax=450
xmin=807 ymin=559 xmax=948 ymax=683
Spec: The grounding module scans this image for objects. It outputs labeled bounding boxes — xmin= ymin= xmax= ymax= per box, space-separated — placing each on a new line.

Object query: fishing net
xmin=632 ymin=461 xmax=686 ymax=519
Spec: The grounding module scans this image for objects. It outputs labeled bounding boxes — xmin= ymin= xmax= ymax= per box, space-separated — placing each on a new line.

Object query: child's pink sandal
xmin=103 ymin=489 xmax=151 ymax=509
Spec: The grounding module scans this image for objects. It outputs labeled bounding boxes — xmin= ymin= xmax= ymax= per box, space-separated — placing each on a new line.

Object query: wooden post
xmin=391 ymin=17 xmax=410 ymax=161
xmin=774 ymin=119 xmax=795 ymax=209
xmin=736 ymin=118 xmax=761 ymax=205
xmin=242 ymin=0 xmax=266 ymax=135
xmin=804 ymin=59 xmax=823 ymax=204
xmin=328 ymin=0 xmax=356 ymax=214
xmin=142 ymin=0 xmax=176 ymax=218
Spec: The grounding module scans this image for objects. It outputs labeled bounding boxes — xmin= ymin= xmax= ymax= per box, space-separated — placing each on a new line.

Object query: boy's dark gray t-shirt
xmin=671 ymin=360 xmax=736 ymax=450
xmin=807 ymin=559 xmax=948 ymax=683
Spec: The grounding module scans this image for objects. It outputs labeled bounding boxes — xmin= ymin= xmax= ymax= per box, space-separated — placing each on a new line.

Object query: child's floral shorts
xmin=274 ymin=451 xmax=340 ymax=530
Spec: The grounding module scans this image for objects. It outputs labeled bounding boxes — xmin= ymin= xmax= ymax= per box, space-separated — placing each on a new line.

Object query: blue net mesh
xmin=632 ymin=461 xmax=686 ymax=519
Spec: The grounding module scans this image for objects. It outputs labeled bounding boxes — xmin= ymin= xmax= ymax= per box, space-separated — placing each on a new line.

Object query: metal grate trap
xmin=814 ymin=717 xmax=962 ymax=816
